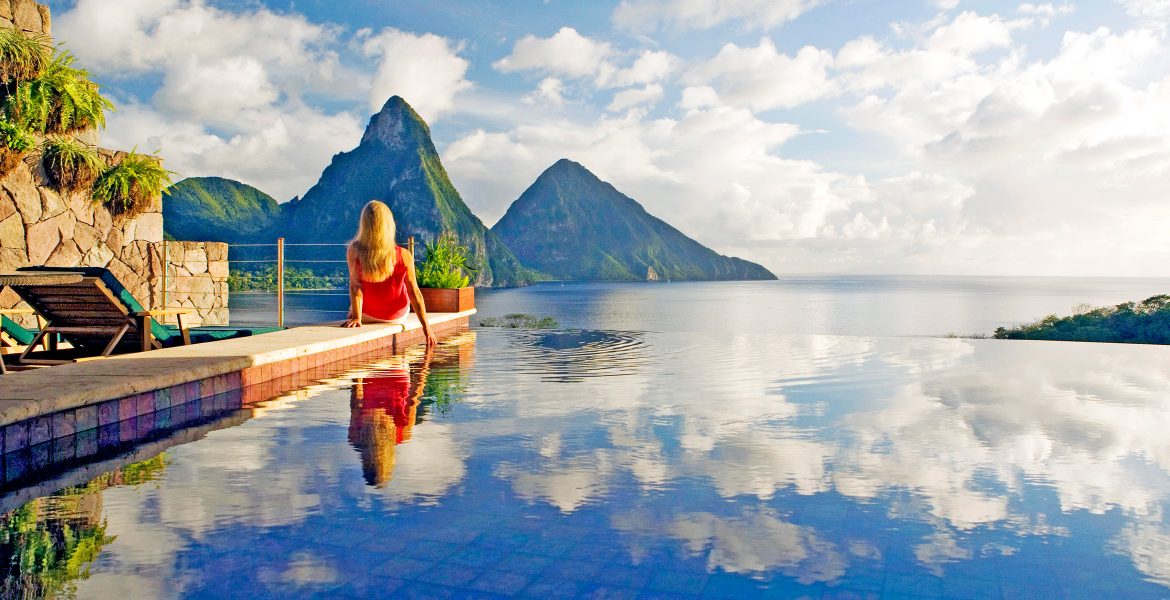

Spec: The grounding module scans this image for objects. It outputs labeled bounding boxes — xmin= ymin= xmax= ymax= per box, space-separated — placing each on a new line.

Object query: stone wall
xmin=0 ymin=1 xmax=229 ymax=328
xmin=0 ymin=160 xmax=230 ymax=326
xmin=0 ymin=0 xmax=51 ymax=35
xmin=162 ymin=241 xmax=229 ymax=326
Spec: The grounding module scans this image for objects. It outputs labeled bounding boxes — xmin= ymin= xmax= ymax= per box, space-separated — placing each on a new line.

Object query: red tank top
xmin=359 ymin=246 xmax=410 ymax=321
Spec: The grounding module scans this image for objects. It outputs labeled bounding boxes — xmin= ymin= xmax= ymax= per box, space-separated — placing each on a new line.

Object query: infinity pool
xmin=3 ymin=328 xmax=1170 ymax=598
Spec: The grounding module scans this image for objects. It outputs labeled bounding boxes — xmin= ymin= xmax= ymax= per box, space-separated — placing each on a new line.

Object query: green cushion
xmin=1 ymin=315 xmax=35 ymax=346
xmin=159 ymin=325 xmax=281 ymax=347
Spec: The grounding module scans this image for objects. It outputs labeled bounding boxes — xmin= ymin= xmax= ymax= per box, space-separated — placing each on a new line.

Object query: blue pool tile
xmin=635 ymin=592 xmax=700 ymax=600
xmin=449 ymin=545 xmax=511 ymax=568
xmin=29 ymin=441 xmax=50 ymax=471
xmin=579 ymin=584 xmax=642 ymax=600
xmin=940 ymin=575 xmax=1004 ymax=599
xmin=417 ymin=562 xmax=481 ymax=587
xmin=647 ymin=571 xmax=708 ymax=595
xmin=519 ymin=576 xmax=585 ymax=599
xmin=882 ymin=573 xmax=943 ymax=598
xmin=1001 ymin=584 xmax=1060 ymax=600
xmin=393 ymin=581 xmax=460 ymax=599
xmin=821 ymin=590 xmax=880 ymax=599
xmin=567 ymin=544 xmax=627 ymax=563
xmin=97 ymin=423 xmax=120 ymax=449
xmin=50 ymin=434 xmax=75 ymax=463
xmin=2 ymin=422 xmax=26 ymax=453
xmin=469 ymin=569 xmax=535 ymax=595
xmin=4 ymin=450 xmax=28 ymax=482
xmin=371 ymin=556 xmax=434 ymax=580
xmin=493 ymin=552 xmax=557 ymax=575
xmin=28 ymin=416 xmax=51 ymax=446
xmin=550 ymin=559 xmax=610 ymax=582
xmin=592 ymin=565 xmax=651 ymax=589
xmin=74 ymin=405 xmax=98 ymax=432
xmin=51 ymin=411 xmax=76 ymax=438
xmin=474 ymin=531 xmax=532 ymax=550
xmin=402 ymin=539 xmax=463 ymax=561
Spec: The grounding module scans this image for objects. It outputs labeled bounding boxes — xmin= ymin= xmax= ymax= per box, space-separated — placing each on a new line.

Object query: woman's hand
xmin=424 ymin=328 xmax=436 ymax=348
xmin=343 ymin=317 xmax=362 ymax=328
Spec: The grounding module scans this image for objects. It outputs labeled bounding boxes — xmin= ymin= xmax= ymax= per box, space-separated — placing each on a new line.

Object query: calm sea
xmin=230 ymin=275 xmax=1170 ymax=336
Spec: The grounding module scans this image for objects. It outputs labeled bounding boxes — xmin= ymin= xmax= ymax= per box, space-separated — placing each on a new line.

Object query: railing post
xmin=160 ymin=241 xmax=167 ymax=313
xmin=277 ymin=237 xmax=285 ymax=328
xmin=408 ymin=235 xmax=414 ymax=256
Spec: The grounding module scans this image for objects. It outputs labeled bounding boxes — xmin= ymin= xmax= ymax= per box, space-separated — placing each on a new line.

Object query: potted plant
xmin=415 ymin=233 xmax=475 ymax=313
xmin=3 ymin=51 xmax=112 ymax=135
xmin=41 ymin=136 xmax=104 ymax=194
xmin=91 ymin=151 xmax=174 ymax=220
xmin=0 ymin=117 xmax=33 ymax=176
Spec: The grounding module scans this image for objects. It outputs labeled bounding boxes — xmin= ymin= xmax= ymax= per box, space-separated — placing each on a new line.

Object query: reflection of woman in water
xmin=348 ymin=351 xmax=431 ymax=488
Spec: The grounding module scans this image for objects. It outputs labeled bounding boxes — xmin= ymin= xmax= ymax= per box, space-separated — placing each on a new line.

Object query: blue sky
xmin=42 ymin=0 xmax=1170 ymax=275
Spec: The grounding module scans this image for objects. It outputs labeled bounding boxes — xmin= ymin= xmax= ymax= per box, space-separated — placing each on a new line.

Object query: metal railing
xmin=178 ymin=237 xmax=417 ymax=327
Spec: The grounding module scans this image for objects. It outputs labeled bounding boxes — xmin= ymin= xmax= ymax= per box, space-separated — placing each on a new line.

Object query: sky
xmin=42 ymin=0 xmax=1170 ymax=276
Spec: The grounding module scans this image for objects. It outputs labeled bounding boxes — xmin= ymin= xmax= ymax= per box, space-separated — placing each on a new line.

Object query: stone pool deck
xmin=0 ymin=310 xmax=474 ymax=430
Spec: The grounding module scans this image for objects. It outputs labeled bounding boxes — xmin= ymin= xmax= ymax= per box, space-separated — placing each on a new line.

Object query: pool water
xmin=3 ymin=328 xmax=1170 ymax=599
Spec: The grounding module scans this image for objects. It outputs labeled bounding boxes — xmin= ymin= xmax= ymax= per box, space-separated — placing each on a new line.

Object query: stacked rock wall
xmin=0 ymin=1 xmax=229 ymax=327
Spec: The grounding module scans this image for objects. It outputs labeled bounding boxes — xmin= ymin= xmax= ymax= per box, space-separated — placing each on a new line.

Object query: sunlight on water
xmin=3 ymin=328 xmax=1170 ymax=597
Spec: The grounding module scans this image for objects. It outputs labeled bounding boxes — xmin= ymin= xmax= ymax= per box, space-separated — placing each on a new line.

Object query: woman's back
xmin=357 ymin=245 xmax=410 ymax=321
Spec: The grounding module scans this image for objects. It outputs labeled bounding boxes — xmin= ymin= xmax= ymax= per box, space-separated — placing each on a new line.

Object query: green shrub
xmin=41 ymin=136 xmax=104 ymax=193
xmin=5 ymin=51 xmax=113 ymax=135
xmin=0 ymin=28 xmax=50 ymax=83
xmin=0 ymin=117 xmax=33 ymax=152
xmin=994 ymin=294 xmax=1170 ymax=344
xmin=91 ymin=152 xmax=173 ymax=219
xmin=416 ymin=233 xmax=474 ymax=288
xmin=0 ymin=118 xmax=33 ymax=175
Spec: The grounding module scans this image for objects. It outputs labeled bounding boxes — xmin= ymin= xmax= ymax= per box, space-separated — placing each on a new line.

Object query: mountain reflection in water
xmin=1 ymin=329 xmax=1169 ymax=598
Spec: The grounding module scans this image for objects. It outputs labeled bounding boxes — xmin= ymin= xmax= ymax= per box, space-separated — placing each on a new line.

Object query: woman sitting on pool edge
xmin=343 ymin=200 xmax=436 ymax=348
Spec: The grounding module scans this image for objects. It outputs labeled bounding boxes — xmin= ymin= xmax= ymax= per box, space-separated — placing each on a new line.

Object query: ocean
xmin=229 ymin=275 xmax=1170 ymax=337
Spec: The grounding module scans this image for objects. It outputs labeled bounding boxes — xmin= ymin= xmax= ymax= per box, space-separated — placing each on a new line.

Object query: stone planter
xmin=420 ymin=286 xmax=474 ymax=313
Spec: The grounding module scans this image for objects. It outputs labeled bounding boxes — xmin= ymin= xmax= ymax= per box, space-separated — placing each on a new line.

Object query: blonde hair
xmin=351 ymin=200 xmax=397 ymax=281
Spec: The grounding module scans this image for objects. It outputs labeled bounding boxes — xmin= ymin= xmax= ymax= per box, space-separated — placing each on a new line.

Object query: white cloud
xmin=607 ymin=84 xmax=664 ymax=112
xmin=361 ymin=28 xmax=473 ymax=122
xmin=522 ymin=77 xmax=567 ymax=106
xmin=686 ymin=39 xmax=837 ymax=110
xmin=1119 ymin=0 xmax=1170 ymax=23
xmin=613 ymin=0 xmax=822 ymax=32
xmin=53 ymin=0 xmax=367 ymax=201
xmin=599 ymin=50 xmax=679 ymax=87
xmin=493 ymin=27 xmax=612 ymax=78
xmin=101 ymin=100 xmax=363 ymax=203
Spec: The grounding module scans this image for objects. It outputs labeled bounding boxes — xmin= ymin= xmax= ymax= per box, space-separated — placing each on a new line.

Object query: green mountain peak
xmin=491 ymin=160 xmax=776 ymax=282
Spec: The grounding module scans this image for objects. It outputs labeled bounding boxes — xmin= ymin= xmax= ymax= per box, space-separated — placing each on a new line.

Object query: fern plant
xmin=0 ymin=117 xmax=34 ymax=175
xmin=0 ymin=28 xmax=50 ymax=83
xmin=41 ymin=136 xmax=104 ymax=194
xmin=5 ymin=51 xmax=113 ymax=135
xmin=91 ymin=152 xmax=173 ymax=219
xmin=416 ymin=233 xmax=474 ymax=288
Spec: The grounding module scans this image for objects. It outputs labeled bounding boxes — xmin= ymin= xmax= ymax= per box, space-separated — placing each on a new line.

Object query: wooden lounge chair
xmin=4 ymin=267 xmax=278 ymax=365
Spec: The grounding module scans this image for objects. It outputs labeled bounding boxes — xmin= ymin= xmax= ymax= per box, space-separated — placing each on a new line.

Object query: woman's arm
xmin=343 ymin=244 xmax=363 ymax=328
xmin=402 ymin=248 xmax=436 ymax=347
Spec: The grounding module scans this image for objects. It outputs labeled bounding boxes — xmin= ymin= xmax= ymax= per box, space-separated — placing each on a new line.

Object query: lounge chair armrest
xmin=135 ymin=308 xmax=197 ymax=317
